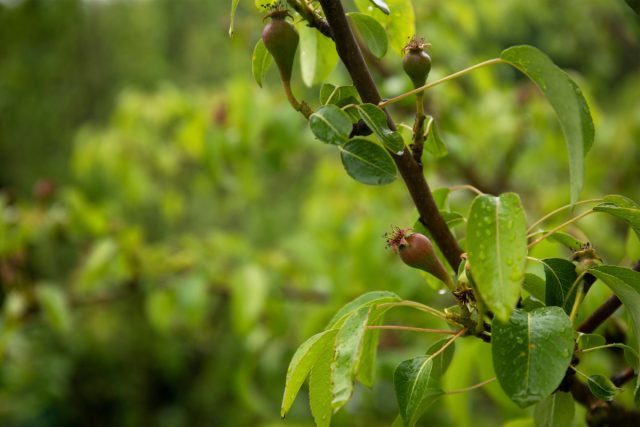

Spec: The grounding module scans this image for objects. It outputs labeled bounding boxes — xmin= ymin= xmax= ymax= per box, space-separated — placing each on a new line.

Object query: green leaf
xmin=588 ymin=264 xmax=640 ymax=404
xmin=325 ymin=291 xmax=402 ymax=329
xmin=368 ymin=0 xmax=391 ymax=14
xmin=352 ymin=104 xmax=405 ymax=153
xmin=355 ymin=0 xmax=414 ymax=55
xmin=357 ymin=306 xmax=392 ymax=387
xmin=347 ymin=12 xmax=388 ymax=58
xmin=394 ymin=356 xmax=444 ymax=427
xmin=319 ymin=84 xmax=360 ymax=107
xmin=254 ymin=0 xmax=272 ymax=11
xmin=593 ymin=198 xmax=640 ymax=239
xmin=332 ymin=306 xmax=371 ymax=410
xmin=542 ymin=258 xmax=579 ymax=315
xmin=35 ymin=284 xmax=71 ymax=334
xmin=298 ymin=24 xmax=339 ymax=87
xmin=251 ymin=39 xmax=272 ymax=88
xmin=281 ymin=329 xmax=338 ymax=417
xmin=441 ymin=211 xmax=465 ymax=229
xmin=309 ymin=336 xmax=335 ymax=427
xmin=427 ymin=338 xmax=456 ymax=378
xmin=603 ymin=194 xmax=640 ymax=208
xmin=547 ymin=232 xmax=584 ymax=251
xmin=523 ymin=273 xmax=546 ymax=301
xmin=327 ymin=291 xmax=401 ymax=329
xmin=533 ymin=392 xmax=574 ymax=427
xmin=309 ymin=105 xmax=352 ymax=145
xmin=500 ymin=45 xmax=594 ymax=204
xmin=432 ymin=188 xmax=451 ymax=210
xmin=229 ymin=0 xmax=240 ymax=36
xmin=423 ymin=117 xmax=448 ymax=158
xmin=586 ymin=374 xmax=617 ymax=401
xmin=467 ymin=193 xmax=528 ymax=322
xmin=492 ymin=307 xmax=574 ymax=408
xmin=340 ymin=138 xmax=398 ymax=185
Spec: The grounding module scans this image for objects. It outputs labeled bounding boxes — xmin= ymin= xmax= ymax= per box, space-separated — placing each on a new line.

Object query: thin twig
xmin=447 ymin=184 xmax=484 ymax=196
xmin=527 ymin=199 xmax=602 ymax=233
xmin=367 ymin=325 xmax=458 ymax=334
xmin=379 ymin=58 xmax=504 ymax=108
xmin=527 ymin=210 xmax=594 ymax=248
xmin=445 ymin=377 xmax=496 ymax=395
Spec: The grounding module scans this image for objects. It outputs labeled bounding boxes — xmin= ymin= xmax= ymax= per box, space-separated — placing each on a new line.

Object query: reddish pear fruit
xmin=262 ymin=8 xmax=299 ymax=84
xmin=386 ymin=228 xmax=453 ymax=288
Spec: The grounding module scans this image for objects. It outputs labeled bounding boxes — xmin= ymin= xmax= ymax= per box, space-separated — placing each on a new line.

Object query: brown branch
xmin=611 ymin=367 xmax=636 ymax=387
xmin=317 ymin=0 xmax=463 ymax=270
xmin=286 ymin=0 xmax=333 ymax=39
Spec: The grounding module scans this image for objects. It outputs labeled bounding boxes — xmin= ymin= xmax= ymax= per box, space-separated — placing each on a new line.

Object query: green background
xmin=1 ymin=0 xmax=639 ymax=425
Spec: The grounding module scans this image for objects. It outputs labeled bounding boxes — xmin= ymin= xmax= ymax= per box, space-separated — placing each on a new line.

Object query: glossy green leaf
xmin=467 ymin=193 xmax=528 ymax=322
xmin=593 ymin=197 xmax=640 ymax=239
xmin=309 ymin=105 xmax=352 ymax=145
xmin=588 ymin=264 xmax=640 ymax=404
xmin=423 ymin=117 xmax=448 ymax=158
xmin=251 ymin=39 xmax=272 ymax=88
xmin=368 ymin=0 xmax=390 ymax=14
xmin=523 ymin=273 xmax=546 ymax=301
xmin=492 ymin=307 xmax=574 ymax=408
xmin=319 ymin=84 xmax=360 ymax=107
xmin=332 ymin=307 xmax=370 ymax=410
xmin=229 ymin=0 xmax=240 ymax=36
xmin=586 ymin=374 xmax=617 ymax=401
xmin=327 ymin=291 xmax=401 ymax=329
xmin=298 ymin=24 xmax=339 ymax=87
xmin=357 ymin=306 xmax=392 ymax=387
xmin=347 ymin=12 xmax=388 ymax=58
xmin=309 ymin=336 xmax=335 ymax=427
xmin=281 ymin=329 xmax=338 ymax=417
xmin=355 ymin=0 xmax=414 ymax=55
xmin=533 ymin=392 xmax=574 ymax=427
xmin=547 ymin=232 xmax=584 ymax=251
xmin=352 ymin=104 xmax=404 ymax=153
xmin=542 ymin=258 xmax=578 ymax=315
xmin=500 ymin=45 xmax=594 ymax=204
xmin=441 ymin=211 xmax=465 ymax=229
xmin=394 ymin=356 xmax=444 ymax=427
xmin=340 ymin=138 xmax=398 ymax=185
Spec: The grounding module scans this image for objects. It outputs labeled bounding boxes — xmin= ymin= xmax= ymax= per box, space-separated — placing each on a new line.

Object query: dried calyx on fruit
xmin=402 ymin=37 xmax=432 ymax=89
xmin=262 ymin=5 xmax=298 ymax=83
xmin=571 ymin=242 xmax=602 ymax=275
xmin=386 ymin=227 xmax=454 ymax=290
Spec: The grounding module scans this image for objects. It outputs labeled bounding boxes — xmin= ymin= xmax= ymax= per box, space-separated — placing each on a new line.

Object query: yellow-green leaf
xmin=500 ymin=46 xmax=594 ymax=204
xmin=467 ymin=193 xmax=528 ymax=321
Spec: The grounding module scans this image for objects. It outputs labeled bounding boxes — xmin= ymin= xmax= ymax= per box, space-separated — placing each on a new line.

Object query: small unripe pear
xmin=386 ymin=228 xmax=452 ymax=288
xmin=262 ymin=9 xmax=299 ymax=83
xmin=402 ymin=38 xmax=431 ymax=88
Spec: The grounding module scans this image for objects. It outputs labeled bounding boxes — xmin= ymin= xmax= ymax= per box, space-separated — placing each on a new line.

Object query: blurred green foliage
xmin=0 ymin=0 xmax=639 ymax=426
